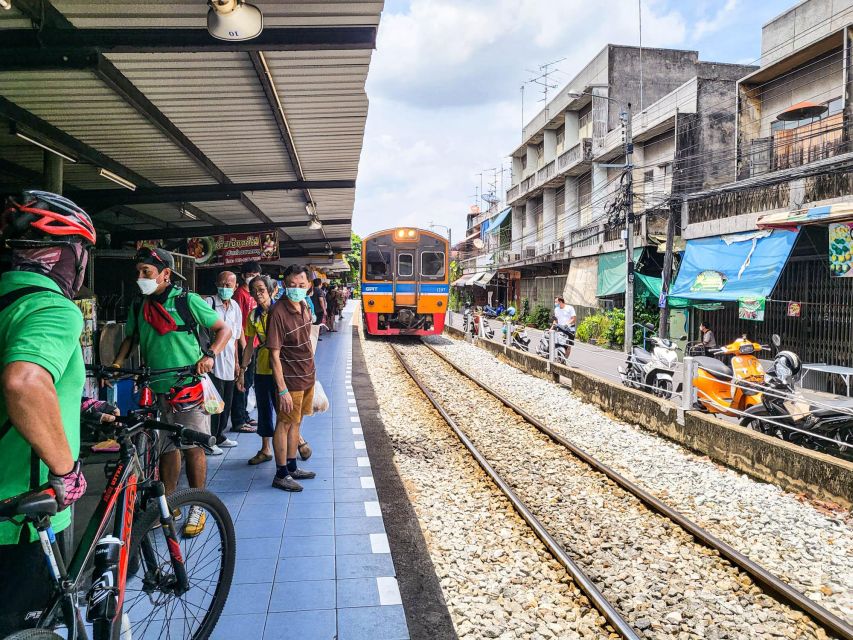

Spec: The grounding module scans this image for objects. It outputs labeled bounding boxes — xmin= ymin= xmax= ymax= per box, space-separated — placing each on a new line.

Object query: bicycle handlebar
xmin=110 ymin=413 xmax=216 ymax=448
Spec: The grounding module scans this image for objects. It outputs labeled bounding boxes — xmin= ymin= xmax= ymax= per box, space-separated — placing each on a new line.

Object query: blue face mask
xmin=285 ymin=287 xmax=308 ymax=303
xmin=218 ymin=287 xmax=234 ymax=301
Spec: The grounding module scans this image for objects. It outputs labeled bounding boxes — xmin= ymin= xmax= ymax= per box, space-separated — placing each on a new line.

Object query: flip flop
xmin=248 ymin=452 xmax=273 ymax=465
xmin=231 ymin=423 xmax=257 ymax=433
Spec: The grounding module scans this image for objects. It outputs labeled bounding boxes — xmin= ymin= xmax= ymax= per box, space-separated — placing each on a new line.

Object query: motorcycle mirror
xmin=679 ymin=335 xmax=688 ymax=341
xmin=771 ymin=334 xmax=781 ymax=347
xmin=644 ymin=322 xmax=655 ymax=331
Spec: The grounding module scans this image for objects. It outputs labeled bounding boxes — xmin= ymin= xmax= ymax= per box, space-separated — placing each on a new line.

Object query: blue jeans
xmin=254 ymin=374 xmax=277 ymax=438
xmin=231 ymin=354 xmax=255 ymax=427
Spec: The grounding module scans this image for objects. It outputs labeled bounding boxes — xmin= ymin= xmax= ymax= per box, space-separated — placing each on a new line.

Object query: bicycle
xmin=0 ymin=368 xmax=236 ymax=640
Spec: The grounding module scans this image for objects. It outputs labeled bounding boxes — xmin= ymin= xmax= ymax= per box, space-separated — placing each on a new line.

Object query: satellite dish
xmin=207 ymin=0 xmax=263 ymax=41
xmin=473 ymin=238 xmax=485 ymax=249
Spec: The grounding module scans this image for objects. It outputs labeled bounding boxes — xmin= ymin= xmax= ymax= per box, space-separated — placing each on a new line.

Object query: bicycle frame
xmin=35 ymin=424 xmax=188 ymax=640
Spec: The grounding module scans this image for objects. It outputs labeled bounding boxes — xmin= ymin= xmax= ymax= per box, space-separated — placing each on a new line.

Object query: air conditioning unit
xmin=523 ymin=245 xmax=536 ymax=259
xmin=548 ymin=242 xmax=560 ymax=254
xmin=512 ymin=252 xmax=521 ymax=261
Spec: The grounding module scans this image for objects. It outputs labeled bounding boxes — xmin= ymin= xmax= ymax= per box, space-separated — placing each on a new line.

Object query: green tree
xmin=346 ymin=231 xmax=361 ymax=294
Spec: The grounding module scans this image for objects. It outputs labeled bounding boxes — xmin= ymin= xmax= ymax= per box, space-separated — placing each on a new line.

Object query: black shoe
xmin=290 ymin=468 xmax=316 ymax=480
xmin=272 ymin=475 xmax=303 ymax=492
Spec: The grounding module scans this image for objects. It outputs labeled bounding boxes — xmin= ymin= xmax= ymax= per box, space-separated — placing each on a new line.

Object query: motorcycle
xmin=473 ymin=312 xmax=495 ymax=340
xmin=482 ymin=303 xmax=505 ymax=318
xmin=692 ymin=335 xmax=771 ymax=416
xmin=508 ymin=323 xmax=531 ymax=351
xmin=462 ymin=303 xmax=474 ymax=338
xmin=740 ymin=345 xmax=853 ymax=461
xmin=618 ymin=323 xmax=684 ymax=399
xmin=536 ymin=323 xmax=575 ymax=364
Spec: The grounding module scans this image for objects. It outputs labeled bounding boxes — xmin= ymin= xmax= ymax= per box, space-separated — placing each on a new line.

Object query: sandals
xmin=231 ymin=423 xmax=257 ymax=434
xmin=248 ymin=451 xmax=273 ymax=465
xmin=298 ymin=440 xmax=313 ymax=461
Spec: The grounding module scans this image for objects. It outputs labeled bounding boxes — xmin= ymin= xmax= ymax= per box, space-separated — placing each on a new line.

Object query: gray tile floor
xmin=206 ymin=305 xmax=410 ymax=640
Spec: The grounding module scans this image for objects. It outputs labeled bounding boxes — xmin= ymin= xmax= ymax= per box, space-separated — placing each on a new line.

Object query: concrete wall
xmin=444 ymin=325 xmax=853 ymax=507
xmin=760 ymin=0 xmax=853 ymax=67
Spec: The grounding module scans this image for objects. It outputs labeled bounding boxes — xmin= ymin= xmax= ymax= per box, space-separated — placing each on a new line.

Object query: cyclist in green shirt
xmin=0 ymin=190 xmax=96 ymax=634
xmin=112 ymin=248 xmax=231 ymax=537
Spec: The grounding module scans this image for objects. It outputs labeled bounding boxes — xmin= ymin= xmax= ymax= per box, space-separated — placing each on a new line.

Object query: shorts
xmin=276 ymin=385 xmax=315 ymax=426
xmin=156 ymin=395 xmax=211 ymax=454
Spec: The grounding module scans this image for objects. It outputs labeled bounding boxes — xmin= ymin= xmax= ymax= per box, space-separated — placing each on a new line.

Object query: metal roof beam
xmin=73 ymin=180 xmax=356 ymax=207
xmin=0 ymin=27 xmax=377 ymax=64
xmin=110 ymin=219 xmax=351 ymax=243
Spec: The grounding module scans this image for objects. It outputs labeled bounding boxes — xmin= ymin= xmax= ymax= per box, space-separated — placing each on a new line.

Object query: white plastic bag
xmin=312 ymin=380 xmax=330 ymax=414
xmin=200 ymin=374 xmax=224 ymax=415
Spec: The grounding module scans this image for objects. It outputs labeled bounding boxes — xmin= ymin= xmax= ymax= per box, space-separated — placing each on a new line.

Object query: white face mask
xmin=137 ymin=278 xmax=159 ymax=295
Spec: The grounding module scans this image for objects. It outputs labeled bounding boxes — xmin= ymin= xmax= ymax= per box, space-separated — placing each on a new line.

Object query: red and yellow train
xmin=361 ymin=227 xmax=449 ymax=336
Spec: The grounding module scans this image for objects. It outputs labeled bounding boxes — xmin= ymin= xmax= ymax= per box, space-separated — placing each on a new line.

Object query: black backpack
xmin=130 ymin=289 xmax=211 ymax=351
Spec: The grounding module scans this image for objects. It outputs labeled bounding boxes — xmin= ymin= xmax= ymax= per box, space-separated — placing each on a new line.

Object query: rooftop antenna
xmin=525 ymin=57 xmax=566 ymax=120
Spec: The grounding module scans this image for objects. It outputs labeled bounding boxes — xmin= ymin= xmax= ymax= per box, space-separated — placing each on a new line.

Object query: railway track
xmin=390 ymin=341 xmax=853 ymax=640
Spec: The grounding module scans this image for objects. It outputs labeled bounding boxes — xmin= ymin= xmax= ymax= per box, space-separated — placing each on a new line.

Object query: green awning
xmin=635 ymin=274 xmax=690 ymax=308
xmin=597 ymin=249 xmax=643 ymax=297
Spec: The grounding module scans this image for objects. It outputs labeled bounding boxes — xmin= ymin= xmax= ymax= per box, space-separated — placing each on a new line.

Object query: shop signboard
xmin=186 ymin=231 xmax=279 ymax=266
xmin=690 ymin=270 xmax=727 ymax=292
xmin=787 ymin=301 xmax=801 ymax=317
xmin=829 ymin=222 xmax=853 ymax=277
xmin=738 ymin=297 xmax=766 ymax=321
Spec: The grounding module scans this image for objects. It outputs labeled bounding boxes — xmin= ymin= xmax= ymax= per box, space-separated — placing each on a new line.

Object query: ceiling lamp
xmin=305 ymin=201 xmax=317 ymax=216
xmin=207 ymin=0 xmax=263 ymax=42
xmin=99 ymin=168 xmax=136 ymax=191
xmin=14 ymin=128 xmax=77 ymax=163
xmin=307 ymin=215 xmax=322 ymax=230
xmin=777 ymin=101 xmax=828 ymax=122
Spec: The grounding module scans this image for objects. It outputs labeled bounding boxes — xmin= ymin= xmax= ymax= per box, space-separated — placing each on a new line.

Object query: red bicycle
xmin=0 ymin=368 xmax=236 ymax=640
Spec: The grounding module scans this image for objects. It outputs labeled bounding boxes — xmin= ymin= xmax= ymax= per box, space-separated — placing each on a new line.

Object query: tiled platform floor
xmin=204 ymin=303 xmax=410 ymax=640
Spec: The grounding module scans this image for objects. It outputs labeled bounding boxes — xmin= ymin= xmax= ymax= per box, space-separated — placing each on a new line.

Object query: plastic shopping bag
xmin=200 ymin=374 xmax=225 ymax=415
xmin=312 ymin=380 xmax=330 ymax=414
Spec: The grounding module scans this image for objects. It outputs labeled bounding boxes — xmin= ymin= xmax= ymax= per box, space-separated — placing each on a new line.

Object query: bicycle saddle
xmin=0 ymin=490 xmax=58 ymax=521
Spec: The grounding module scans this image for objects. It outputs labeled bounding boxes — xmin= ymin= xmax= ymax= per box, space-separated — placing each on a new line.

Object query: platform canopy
xmin=0 ymin=1 xmax=383 ymax=260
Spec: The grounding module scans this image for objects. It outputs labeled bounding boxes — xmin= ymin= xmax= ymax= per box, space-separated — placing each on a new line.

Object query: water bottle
xmin=87 ymin=535 xmax=122 ymax=622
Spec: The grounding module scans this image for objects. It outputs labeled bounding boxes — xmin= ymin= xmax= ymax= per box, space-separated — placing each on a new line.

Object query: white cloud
xmin=693 ymin=0 xmax=739 ymax=40
xmin=354 ymin=0 xmax=691 ymax=242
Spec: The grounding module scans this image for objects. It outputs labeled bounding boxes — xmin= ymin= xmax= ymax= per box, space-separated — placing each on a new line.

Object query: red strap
xmin=143 ymin=299 xmax=178 ymax=335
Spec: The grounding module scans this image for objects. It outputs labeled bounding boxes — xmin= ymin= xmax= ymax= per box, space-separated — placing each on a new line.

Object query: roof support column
xmin=542 ymin=187 xmax=556 ymax=247
xmin=43 ymin=151 xmax=63 ymax=194
xmin=564 ymin=176 xmax=578 ymax=237
xmin=511 ymin=205 xmax=524 ymax=254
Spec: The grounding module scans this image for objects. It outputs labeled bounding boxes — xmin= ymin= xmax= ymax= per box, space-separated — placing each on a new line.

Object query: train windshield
xmin=398 ymin=253 xmax=414 ymax=277
xmin=420 ymin=251 xmax=445 ymax=279
xmin=365 ymin=237 xmax=393 ymax=280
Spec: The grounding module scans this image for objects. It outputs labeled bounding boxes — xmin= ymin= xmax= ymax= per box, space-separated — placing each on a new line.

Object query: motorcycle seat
xmin=631 ymin=347 xmax=652 ymax=364
xmin=696 ymin=356 xmax=733 ymax=380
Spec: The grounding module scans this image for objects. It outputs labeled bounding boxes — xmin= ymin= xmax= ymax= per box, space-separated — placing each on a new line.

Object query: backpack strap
xmin=0 ymin=285 xmax=58 ymax=311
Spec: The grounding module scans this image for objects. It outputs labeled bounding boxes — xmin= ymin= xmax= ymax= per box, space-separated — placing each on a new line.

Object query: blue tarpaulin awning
xmin=670 ymin=229 xmax=798 ymax=301
xmin=486 ymin=207 xmax=512 ymax=235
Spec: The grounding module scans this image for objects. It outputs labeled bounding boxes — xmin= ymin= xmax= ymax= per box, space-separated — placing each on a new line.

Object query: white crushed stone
xmin=425 ymin=334 xmax=853 ymax=625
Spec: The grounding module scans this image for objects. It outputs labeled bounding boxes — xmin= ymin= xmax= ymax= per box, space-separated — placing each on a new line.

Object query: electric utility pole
xmin=622 ymin=104 xmax=635 ymax=354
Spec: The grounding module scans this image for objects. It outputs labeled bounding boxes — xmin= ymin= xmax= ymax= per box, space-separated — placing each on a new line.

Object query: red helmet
xmin=167 ymin=380 xmax=204 ymax=413
xmin=3 ymin=190 xmax=96 ymax=247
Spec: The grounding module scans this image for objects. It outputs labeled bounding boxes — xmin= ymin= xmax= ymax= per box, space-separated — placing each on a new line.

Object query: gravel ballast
xmin=360 ymin=336 xmax=614 ymax=640
xmin=425 ymin=334 xmax=853 ymax=625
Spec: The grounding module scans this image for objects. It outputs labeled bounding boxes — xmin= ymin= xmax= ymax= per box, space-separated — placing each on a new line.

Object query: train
xmin=360 ymin=227 xmax=449 ymax=336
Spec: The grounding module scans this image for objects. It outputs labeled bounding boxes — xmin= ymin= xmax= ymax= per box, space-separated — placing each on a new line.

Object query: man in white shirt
xmin=554 ymin=297 xmax=576 ymax=329
xmin=206 ymin=270 xmax=244 ymax=455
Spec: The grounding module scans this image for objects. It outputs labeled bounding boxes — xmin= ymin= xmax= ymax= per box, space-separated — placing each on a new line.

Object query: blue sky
xmin=352 ymin=0 xmax=798 ymax=242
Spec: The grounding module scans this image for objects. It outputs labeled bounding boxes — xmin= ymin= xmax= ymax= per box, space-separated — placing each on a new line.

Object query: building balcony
xmin=506 ymin=138 xmax=593 ymax=205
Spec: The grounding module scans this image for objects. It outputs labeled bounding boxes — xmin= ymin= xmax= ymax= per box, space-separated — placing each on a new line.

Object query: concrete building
xmin=478 ymin=45 xmax=753 ymax=313
xmin=673 ymin=0 xmax=853 ymax=370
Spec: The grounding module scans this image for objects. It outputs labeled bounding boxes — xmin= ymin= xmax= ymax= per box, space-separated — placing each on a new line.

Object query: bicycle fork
xmin=138 ymin=483 xmax=189 ymax=597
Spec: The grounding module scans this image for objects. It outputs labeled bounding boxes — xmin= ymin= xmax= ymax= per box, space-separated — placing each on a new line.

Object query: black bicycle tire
xmin=2 ymin=630 xmax=65 ymax=640
xmin=123 ymin=489 xmax=235 ymax=640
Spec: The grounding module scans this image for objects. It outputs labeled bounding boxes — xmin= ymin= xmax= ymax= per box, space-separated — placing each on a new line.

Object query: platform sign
xmin=186 ymin=231 xmax=279 ymax=266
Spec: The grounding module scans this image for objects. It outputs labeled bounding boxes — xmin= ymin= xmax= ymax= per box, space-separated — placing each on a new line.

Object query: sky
xmin=351 ymin=0 xmax=797 ymax=243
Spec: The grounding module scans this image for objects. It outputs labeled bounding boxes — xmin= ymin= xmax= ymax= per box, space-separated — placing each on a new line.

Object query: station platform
xmin=205 ymin=302 xmax=411 ymax=640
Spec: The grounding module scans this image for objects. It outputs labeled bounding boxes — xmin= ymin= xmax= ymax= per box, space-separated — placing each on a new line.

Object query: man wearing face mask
xmin=0 ymin=191 xmax=94 ymax=634
xmin=230 ymin=261 xmax=261 ymax=433
xmin=204 ymin=270 xmax=243 ymax=455
xmin=112 ymin=248 xmax=231 ymax=537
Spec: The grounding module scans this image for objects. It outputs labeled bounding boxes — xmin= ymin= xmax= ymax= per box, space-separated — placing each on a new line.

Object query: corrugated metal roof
xmin=0 ymin=0 xmax=380 ymax=253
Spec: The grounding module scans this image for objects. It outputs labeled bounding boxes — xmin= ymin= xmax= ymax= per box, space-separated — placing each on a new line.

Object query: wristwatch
xmin=203 ymin=348 xmax=215 ymax=358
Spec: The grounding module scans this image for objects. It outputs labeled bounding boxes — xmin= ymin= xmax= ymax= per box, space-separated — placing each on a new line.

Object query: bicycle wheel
xmin=121 ymin=489 xmax=235 ymax=640
xmin=2 ymin=631 xmax=65 ymax=640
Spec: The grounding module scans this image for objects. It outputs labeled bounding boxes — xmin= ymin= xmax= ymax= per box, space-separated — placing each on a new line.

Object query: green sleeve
xmin=125 ymin=300 xmax=137 ymax=336
xmin=187 ymin=292 xmax=220 ymax=329
xmin=1 ymin=302 xmax=83 ymax=382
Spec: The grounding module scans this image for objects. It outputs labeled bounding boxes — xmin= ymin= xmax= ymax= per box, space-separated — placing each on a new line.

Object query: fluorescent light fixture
xmin=15 ymin=131 xmax=77 ymax=163
xmin=98 ymin=168 xmax=137 ymax=191
xmin=184 ymin=210 xmax=199 ymax=221
xmin=307 ymin=215 xmax=322 ymax=230
xmin=305 ymin=201 xmax=317 ymax=216
xmin=207 ymin=0 xmax=263 ymax=42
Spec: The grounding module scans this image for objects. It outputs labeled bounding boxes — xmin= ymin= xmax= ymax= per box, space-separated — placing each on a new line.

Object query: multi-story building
xmin=672 ymin=0 xmax=853 ymax=369
xmin=480 ymin=44 xmax=753 ymax=315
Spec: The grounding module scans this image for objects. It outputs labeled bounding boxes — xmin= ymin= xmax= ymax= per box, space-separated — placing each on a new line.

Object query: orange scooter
xmin=692 ymin=335 xmax=774 ymax=417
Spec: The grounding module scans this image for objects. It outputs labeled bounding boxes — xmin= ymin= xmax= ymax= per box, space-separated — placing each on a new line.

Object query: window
xmin=397 ymin=253 xmax=414 ymax=277
xmin=365 ymin=238 xmax=392 ymax=280
xmin=556 ymin=129 xmax=565 ymax=147
xmin=420 ymin=251 xmax=446 ymax=278
xmin=521 ymin=154 xmax=528 ymax=170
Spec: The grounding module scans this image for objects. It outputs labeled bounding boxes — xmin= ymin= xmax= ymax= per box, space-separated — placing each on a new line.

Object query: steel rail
xmin=389 ymin=344 xmax=641 ymax=640
xmin=421 ymin=340 xmax=853 ymax=640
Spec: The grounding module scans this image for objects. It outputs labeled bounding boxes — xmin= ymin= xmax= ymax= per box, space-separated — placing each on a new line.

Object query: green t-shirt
xmin=126 ymin=287 xmax=219 ymax=393
xmin=0 ymin=271 xmax=84 ymax=545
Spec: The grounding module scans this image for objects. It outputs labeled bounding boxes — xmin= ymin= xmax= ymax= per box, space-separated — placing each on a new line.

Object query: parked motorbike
xmin=740 ymin=345 xmax=853 ymax=461
xmin=473 ymin=313 xmax=495 ymax=339
xmin=509 ymin=324 xmax=531 ymax=351
xmin=462 ymin=303 xmax=474 ymax=338
xmin=692 ymin=335 xmax=771 ymax=416
xmin=482 ymin=303 xmax=505 ymax=318
xmin=536 ymin=323 xmax=575 ymax=364
xmin=618 ymin=323 xmax=684 ymax=399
